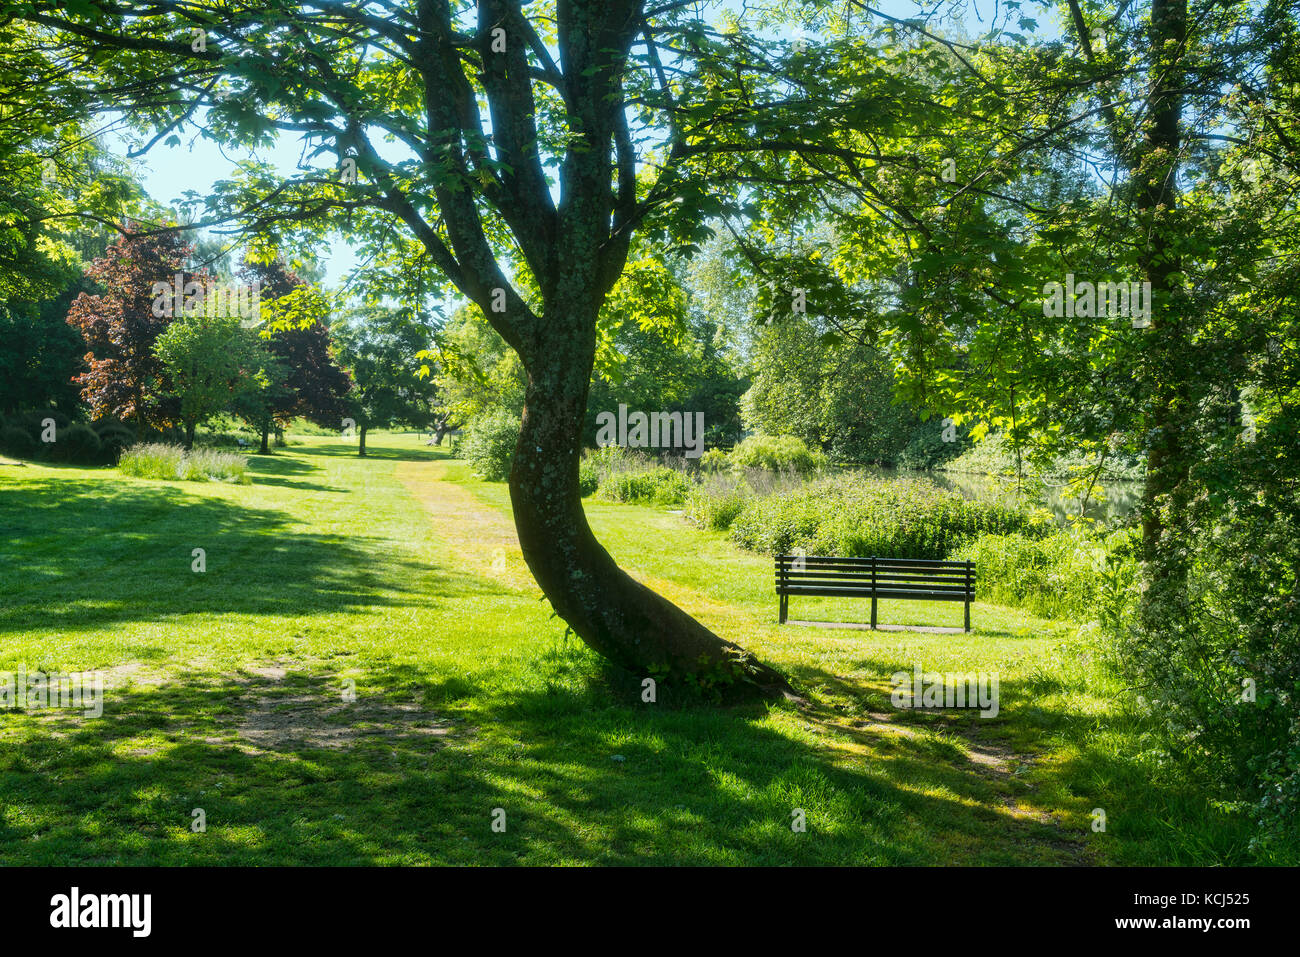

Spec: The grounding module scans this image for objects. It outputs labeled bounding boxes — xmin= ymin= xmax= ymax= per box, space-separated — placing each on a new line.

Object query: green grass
xmin=0 ymin=432 xmax=1264 ymax=864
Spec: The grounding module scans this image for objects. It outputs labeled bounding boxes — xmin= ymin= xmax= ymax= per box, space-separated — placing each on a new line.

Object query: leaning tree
xmin=8 ymin=0 xmax=947 ymax=695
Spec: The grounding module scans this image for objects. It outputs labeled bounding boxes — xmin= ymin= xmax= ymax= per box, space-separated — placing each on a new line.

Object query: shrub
xmin=597 ymin=465 xmax=688 ymax=507
xmin=1114 ymin=477 xmax=1300 ymax=851
xmin=119 ymin=443 xmax=248 ymax=482
xmin=94 ymin=424 xmax=136 ymax=464
xmin=698 ymin=448 xmax=731 ymax=473
xmin=729 ymin=434 xmax=826 ymax=474
xmin=578 ymin=457 xmax=601 ymax=496
xmin=7 ymin=409 xmax=71 ymax=440
xmin=954 ymin=526 xmax=1137 ymax=621
xmin=48 ymin=423 xmax=102 ymax=464
xmin=684 ymin=475 xmax=748 ymax=530
xmin=0 ymin=425 xmax=35 ymax=459
xmin=460 ymin=409 xmax=520 ymax=481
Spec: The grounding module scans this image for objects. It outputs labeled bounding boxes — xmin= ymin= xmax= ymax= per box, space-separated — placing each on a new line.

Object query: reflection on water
xmin=931 ymin=470 xmax=1142 ymax=525
xmin=838 ymin=466 xmax=1142 ymax=526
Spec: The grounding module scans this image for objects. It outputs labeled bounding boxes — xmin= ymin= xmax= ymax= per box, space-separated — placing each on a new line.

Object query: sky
xmin=102 ymin=0 xmax=1058 ymax=289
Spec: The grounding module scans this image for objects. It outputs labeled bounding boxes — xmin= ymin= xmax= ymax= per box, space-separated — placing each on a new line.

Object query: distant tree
xmin=154 ymin=313 xmax=271 ymax=449
xmin=64 ymin=228 xmax=192 ymax=435
xmin=432 ymin=303 xmax=526 ymax=429
xmin=238 ymin=258 xmax=353 ymax=451
xmin=334 ymin=305 xmax=442 ymax=456
xmin=743 ymin=318 xmax=916 ymax=465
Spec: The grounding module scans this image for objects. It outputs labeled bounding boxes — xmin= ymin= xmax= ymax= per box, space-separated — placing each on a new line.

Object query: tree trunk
xmin=259 ymin=417 xmax=270 ymax=455
xmin=184 ymin=420 xmax=196 ymax=451
xmin=434 ymin=417 xmax=454 ymax=445
xmin=508 ymin=316 xmax=794 ymax=699
xmin=358 ymin=425 xmax=367 ymax=457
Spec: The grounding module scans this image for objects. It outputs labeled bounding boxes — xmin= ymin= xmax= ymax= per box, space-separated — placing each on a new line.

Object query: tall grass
xmin=119 ymin=443 xmax=249 ymax=483
xmin=695 ymin=472 xmax=1053 ymax=559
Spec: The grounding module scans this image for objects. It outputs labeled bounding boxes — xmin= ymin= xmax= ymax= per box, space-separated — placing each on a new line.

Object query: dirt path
xmin=394 ymin=460 xmax=536 ymax=591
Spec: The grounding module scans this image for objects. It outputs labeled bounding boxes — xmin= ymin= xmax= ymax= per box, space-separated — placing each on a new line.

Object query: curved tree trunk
xmin=508 ymin=318 xmax=794 ymax=699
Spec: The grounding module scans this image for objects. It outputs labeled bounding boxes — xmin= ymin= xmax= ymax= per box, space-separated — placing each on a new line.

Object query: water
xmin=929 ymin=470 xmax=1142 ymax=526
xmin=827 ymin=465 xmax=1142 ymax=526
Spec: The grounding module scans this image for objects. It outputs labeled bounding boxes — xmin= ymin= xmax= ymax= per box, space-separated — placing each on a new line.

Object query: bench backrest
xmin=775 ymin=555 xmax=975 ymax=602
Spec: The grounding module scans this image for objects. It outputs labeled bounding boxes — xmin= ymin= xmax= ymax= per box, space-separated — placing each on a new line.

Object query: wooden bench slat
xmin=776 ymin=555 xmax=963 ymax=568
xmin=778 ymin=582 xmax=972 ymax=595
xmin=775 ymin=571 xmax=976 ymax=585
xmin=780 ymin=586 xmax=972 ymax=602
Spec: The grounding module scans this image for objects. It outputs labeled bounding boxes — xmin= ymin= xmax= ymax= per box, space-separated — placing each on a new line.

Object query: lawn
xmin=0 ymin=432 xmax=1259 ymax=864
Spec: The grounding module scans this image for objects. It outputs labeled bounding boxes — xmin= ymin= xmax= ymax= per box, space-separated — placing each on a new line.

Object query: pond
xmin=831 ymin=465 xmax=1143 ymax=526
xmin=929 ymin=470 xmax=1142 ymax=526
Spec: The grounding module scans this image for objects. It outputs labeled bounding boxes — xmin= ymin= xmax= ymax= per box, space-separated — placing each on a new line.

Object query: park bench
xmin=775 ymin=554 xmax=976 ymax=632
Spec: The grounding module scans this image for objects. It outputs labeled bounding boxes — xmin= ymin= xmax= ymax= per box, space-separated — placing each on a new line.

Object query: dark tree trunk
xmin=509 ymin=310 xmax=794 ymax=698
xmin=259 ymin=417 xmax=270 ymax=455
xmin=184 ymin=420 xmax=196 ymax=450
xmin=358 ymin=425 xmax=367 ymax=457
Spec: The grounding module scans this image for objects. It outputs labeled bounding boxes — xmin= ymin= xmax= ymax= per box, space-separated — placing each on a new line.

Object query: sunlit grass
xmin=0 ymin=432 xmax=1266 ymax=864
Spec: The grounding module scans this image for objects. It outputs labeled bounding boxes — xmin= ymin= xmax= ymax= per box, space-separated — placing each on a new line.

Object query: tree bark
xmin=434 ymin=416 xmax=455 ymax=445
xmin=184 ymin=420 xmax=195 ymax=450
xmin=259 ymin=417 xmax=270 ymax=455
xmin=358 ymin=425 xmax=367 ymax=457
xmin=508 ymin=311 xmax=794 ymax=699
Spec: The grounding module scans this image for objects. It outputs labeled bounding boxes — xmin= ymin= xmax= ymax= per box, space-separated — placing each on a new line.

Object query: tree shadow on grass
xmin=293 ymin=441 xmax=445 ymax=463
xmin=0 ymin=651 xmax=1109 ymax=866
xmin=243 ymin=454 xmax=344 ymax=493
xmin=0 ymin=478 xmax=501 ymax=636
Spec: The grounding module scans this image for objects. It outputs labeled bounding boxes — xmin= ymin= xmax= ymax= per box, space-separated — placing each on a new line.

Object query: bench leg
xmin=964 ymin=599 xmax=970 ymax=633
xmin=871 ymin=595 xmax=877 ymax=630
xmin=779 ymin=594 xmax=788 ymax=624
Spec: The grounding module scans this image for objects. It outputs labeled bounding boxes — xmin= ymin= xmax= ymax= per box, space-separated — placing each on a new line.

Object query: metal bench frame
xmin=776 ymin=554 xmax=976 ymax=632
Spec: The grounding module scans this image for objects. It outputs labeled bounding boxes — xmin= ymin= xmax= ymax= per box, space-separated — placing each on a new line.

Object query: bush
xmin=460 ymin=409 xmax=520 ymax=481
xmin=684 ymin=475 xmax=748 ymax=530
xmin=729 ymin=434 xmax=826 ymax=474
xmin=578 ymin=457 xmax=601 ymax=496
xmin=726 ymin=472 xmax=1052 ymax=558
xmin=1114 ymin=479 xmax=1300 ymax=851
xmin=93 ymin=424 xmax=136 ymax=464
xmin=47 ymin=423 xmax=102 ymax=464
xmin=119 ymin=443 xmax=248 ymax=482
xmin=698 ymin=448 xmax=731 ymax=473
xmin=954 ymin=526 xmax=1138 ymax=621
xmin=597 ymin=465 xmax=688 ymax=507
xmin=0 ymin=424 xmax=36 ymax=459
